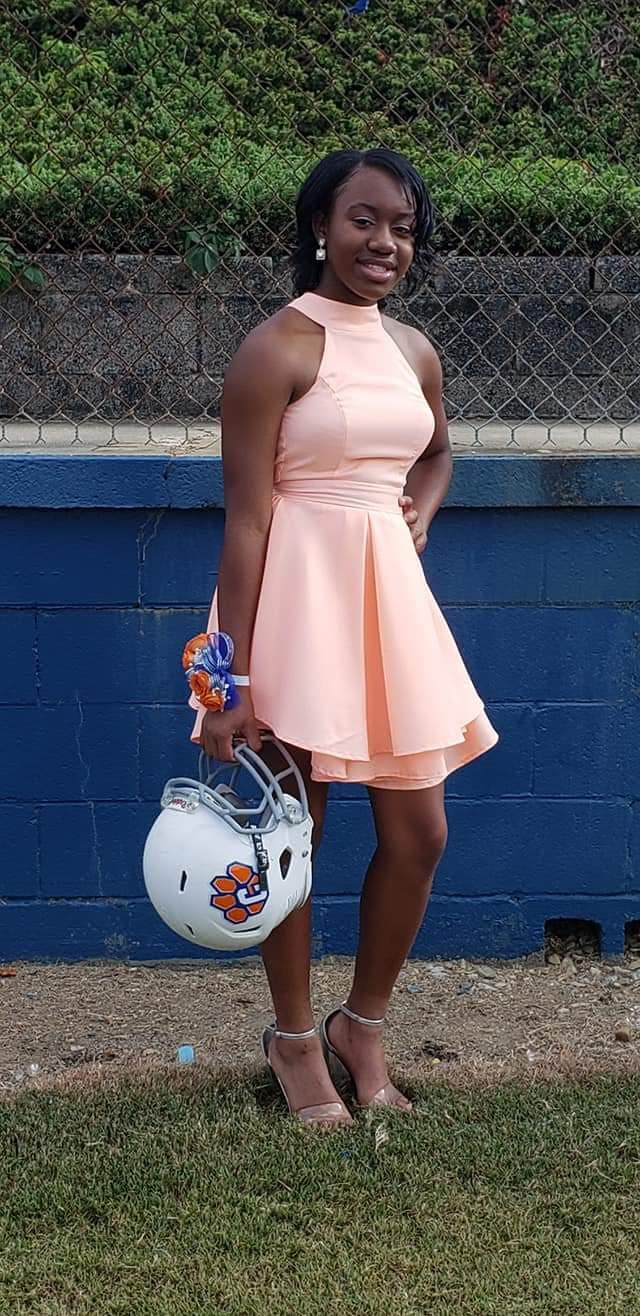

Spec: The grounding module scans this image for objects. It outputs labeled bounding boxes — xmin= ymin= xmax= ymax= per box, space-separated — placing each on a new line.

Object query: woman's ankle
xmin=342 ymin=996 xmax=388 ymax=1025
xmin=274 ymin=1014 xmax=316 ymax=1037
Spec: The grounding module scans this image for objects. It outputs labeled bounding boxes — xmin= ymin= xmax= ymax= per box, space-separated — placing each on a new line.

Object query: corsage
xmin=182 ymin=631 xmax=250 ymax=713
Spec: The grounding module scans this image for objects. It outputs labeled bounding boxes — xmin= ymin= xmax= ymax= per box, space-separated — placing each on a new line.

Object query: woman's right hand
xmin=200 ymin=687 xmax=264 ymax=762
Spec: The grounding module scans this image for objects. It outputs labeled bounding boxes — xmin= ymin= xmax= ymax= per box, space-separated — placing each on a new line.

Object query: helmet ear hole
xmin=279 ymin=848 xmax=292 ymax=879
xmin=180 ymin=870 xmax=188 ymax=891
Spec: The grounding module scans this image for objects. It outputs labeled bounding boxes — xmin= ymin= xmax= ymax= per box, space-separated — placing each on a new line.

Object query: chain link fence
xmin=2 ymin=0 xmax=640 ymax=454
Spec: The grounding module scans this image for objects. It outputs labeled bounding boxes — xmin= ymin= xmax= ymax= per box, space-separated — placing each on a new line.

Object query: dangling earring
xmin=315 ymin=236 xmax=326 ymax=262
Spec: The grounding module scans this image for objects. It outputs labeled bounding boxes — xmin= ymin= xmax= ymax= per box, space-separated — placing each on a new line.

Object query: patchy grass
xmin=2 ymin=1065 xmax=640 ymax=1315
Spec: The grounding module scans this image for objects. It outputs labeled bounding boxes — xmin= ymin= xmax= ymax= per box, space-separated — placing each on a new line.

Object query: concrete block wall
xmin=3 ymin=254 xmax=640 ymax=422
xmin=1 ymin=454 xmax=638 ymax=961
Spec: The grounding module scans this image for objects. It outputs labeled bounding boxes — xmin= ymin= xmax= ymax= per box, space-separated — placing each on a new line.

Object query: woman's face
xmin=313 ymin=164 xmax=416 ymax=304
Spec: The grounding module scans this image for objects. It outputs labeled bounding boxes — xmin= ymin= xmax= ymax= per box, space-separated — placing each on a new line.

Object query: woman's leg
xmin=257 ymin=739 xmax=352 ymax=1123
xmin=258 ymin=739 xmax=327 ymax=1032
xmin=326 ymin=780 xmax=448 ymax=1107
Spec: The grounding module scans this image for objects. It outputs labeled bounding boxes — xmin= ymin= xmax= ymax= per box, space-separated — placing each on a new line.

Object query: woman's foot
xmin=263 ymin=1027 xmax=354 ymax=1129
xmin=324 ymin=1007 xmax=413 ymax=1113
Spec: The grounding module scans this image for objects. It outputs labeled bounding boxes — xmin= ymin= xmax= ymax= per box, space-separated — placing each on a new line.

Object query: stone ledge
xmin=1 ymin=418 xmax=638 ymax=455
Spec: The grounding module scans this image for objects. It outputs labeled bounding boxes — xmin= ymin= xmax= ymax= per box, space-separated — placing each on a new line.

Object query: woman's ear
xmin=311 ymin=212 xmax=326 ymax=245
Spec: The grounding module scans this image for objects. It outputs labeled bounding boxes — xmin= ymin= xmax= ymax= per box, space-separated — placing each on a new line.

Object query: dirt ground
xmin=3 ymin=929 xmax=640 ymax=1100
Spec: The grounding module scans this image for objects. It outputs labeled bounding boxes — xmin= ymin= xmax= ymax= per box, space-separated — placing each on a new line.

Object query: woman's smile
xmin=355 ymin=258 xmax=396 ymax=283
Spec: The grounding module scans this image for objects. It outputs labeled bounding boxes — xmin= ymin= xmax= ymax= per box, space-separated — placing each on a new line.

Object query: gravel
xmin=3 ymin=947 xmax=640 ymax=1099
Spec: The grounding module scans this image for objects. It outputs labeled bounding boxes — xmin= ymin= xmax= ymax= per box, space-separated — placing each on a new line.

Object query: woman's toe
xmin=368 ymin=1082 xmax=413 ymax=1112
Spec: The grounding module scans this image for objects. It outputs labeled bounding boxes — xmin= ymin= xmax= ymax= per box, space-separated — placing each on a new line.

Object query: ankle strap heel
xmin=340 ymin=1001 xmax=386 ymax=1027
xmin=262 ymin=1022 xmax=353 ymax=1127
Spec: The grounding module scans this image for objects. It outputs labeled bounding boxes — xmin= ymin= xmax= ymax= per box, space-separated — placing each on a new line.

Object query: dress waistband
xmin=273 ymin=478 xmax=403 ymax=512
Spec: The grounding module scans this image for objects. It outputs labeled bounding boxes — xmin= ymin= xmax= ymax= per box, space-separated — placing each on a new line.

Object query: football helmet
xmin=143 ymin=735 xmax=313 ymax=952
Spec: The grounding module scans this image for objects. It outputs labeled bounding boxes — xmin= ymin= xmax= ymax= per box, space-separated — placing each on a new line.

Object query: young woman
xmin=189 ymin=148 xmax=499 ymax=1129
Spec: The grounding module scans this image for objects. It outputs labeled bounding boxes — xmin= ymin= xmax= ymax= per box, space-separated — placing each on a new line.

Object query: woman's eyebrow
xmin=345 ymin=201 xmax=415 ymax=217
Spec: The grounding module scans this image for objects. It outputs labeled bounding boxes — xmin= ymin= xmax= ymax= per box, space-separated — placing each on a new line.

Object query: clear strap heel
xmin=261 ymin=1022 xmax=353 ymax=1128
xmin=319 ymin=1002 xmax=413 ymax=1113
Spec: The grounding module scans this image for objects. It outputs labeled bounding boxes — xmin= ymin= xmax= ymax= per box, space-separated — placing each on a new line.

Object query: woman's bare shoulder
xmin=258 ymin=302 xmax=320 ymax=343
xmin=381 ymin=311 xmax=443 ymax=392
xmin=381 ymin=310 xmax=437 ymax=356
xmin=227 ymin=303 xmax=317 ymax=373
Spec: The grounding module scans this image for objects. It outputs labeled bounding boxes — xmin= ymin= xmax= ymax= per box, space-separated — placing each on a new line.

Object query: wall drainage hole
xmin=544 ymin=918 xmax=601 ymax=965
xmin=624 ymin=921 xmax=640 ymax=959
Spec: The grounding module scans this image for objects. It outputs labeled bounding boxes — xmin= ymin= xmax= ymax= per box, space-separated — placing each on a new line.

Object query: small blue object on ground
xmin=177 ymin=1045 xmax=195 ymax=1064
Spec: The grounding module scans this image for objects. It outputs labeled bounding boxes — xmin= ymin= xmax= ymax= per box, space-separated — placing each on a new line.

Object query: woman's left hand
xmin=399 ymin=495 xmax=428 ymax=555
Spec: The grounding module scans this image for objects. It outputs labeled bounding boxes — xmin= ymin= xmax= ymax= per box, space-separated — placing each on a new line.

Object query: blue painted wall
xmin=1 ymin=454 xmax=638 ymax=961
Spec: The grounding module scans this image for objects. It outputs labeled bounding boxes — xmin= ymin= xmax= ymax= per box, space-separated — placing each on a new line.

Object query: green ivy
xmin=183 ymin=229 xmax=244 ymax=276
xmin=0 ymin=239 xmax=44 ymax=294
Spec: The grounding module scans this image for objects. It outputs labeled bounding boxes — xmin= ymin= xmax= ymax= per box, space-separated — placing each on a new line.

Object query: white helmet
xmin=142 ymin=735 xmax=313 ymax=952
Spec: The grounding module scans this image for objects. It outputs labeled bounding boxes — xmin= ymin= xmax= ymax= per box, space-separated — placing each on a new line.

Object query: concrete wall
xmin=2 ymin=254 xmax=640 ymax=422
xmin=1 ymin=453 xmax=639 ymax=961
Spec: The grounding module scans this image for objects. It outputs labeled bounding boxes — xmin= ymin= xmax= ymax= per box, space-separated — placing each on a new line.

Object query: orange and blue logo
xmin=210 ymin=863 xmax=268 ymax=925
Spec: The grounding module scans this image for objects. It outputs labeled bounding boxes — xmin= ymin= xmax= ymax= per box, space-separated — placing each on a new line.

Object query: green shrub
xmin=1 ymin=0 xmax=639 ymax=253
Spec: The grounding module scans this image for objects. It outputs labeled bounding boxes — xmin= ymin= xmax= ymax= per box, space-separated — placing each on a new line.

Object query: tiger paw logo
xmin=210 ymin=863 xmax=268 ymax=924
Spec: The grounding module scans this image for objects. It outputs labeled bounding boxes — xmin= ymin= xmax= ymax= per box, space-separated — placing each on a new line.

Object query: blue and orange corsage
xmin=182 ymin=631 xmax=241 ymax=713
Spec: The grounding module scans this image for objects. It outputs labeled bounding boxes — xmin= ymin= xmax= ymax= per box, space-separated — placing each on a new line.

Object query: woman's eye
xmin=353 ymin=218 xmax=413 ymax=237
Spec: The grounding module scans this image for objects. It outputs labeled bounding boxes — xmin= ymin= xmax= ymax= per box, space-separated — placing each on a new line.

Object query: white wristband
xmin=232 ymin=674 xmax=251 ymax=686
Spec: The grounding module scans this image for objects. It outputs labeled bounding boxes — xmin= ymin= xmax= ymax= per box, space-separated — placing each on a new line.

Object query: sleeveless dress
xmin=189 ymin=290 xmax=499 ymax=789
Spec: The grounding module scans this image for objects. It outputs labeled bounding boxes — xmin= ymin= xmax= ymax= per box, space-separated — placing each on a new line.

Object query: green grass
xmin=2 ymin=1067 xmax=640 ymax=1315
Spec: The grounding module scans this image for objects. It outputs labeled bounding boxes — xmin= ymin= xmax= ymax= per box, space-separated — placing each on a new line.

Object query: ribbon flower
xmin=182 ymin=631 xmax=241 ymax=713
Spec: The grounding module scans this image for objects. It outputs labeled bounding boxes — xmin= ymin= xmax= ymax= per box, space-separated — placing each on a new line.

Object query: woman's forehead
xmin=337 ymin=170 xmax=415 ymax=214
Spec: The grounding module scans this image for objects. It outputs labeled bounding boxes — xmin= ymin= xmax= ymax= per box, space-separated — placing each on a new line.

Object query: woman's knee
xmin=305 ymin=781 xmax=327 ymax=852
xmin=393 ymin=819 xmax=448 ymax=877
xmin=372 ymin=790 xmax=448 ymax=879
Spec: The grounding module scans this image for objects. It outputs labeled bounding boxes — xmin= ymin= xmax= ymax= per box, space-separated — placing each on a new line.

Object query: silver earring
xmin=315 ymin=237 xmax=326 ymax=262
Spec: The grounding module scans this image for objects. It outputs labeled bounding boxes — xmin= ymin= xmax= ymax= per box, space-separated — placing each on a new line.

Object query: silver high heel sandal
xmin=261 ymin=1023 xmax=354 ymax=1128
xmin=320 ymin=1001 xmax=413 ymax=1112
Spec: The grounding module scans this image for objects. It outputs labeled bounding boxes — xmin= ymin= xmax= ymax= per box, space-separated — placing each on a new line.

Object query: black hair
xmin=290 ymin=147 xmax=435 ymax=299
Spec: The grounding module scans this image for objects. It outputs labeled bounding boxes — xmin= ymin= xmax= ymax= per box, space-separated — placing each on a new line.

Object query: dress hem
xmin=190 ymin=707 xmax=499 ymax=791
xmin=309 ymin=728 xmax=500 ymax=790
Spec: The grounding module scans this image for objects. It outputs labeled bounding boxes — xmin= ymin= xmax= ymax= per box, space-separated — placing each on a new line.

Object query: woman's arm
xmin=401 ymin=335 xmax=453 ymax=552
xmin=199 ymin=317 xmax=298 ymax=760
xmin=216 ymin=318 xmax=297 ymax=671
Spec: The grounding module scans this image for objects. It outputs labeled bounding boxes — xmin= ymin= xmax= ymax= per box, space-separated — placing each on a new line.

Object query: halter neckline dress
xmin=190 ymin=289 xmax=499 ymax=789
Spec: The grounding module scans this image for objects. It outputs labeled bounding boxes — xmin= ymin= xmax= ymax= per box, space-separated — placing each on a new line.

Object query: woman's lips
xmin=356 ymin=260 xmax=395 ymax=283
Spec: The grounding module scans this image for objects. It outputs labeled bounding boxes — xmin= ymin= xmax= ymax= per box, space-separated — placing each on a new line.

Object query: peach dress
xmin=189 ymin=290 xmax=499 ymax=789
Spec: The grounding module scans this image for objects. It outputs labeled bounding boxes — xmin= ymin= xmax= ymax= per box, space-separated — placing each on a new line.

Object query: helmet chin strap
xmin=252 ymin=830 xmax=269 ymax=876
